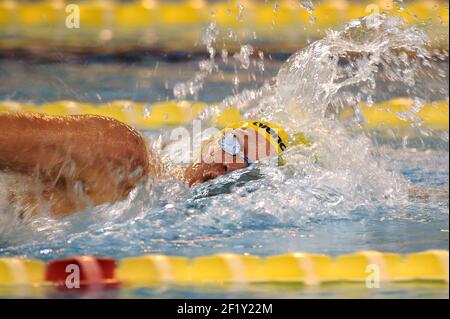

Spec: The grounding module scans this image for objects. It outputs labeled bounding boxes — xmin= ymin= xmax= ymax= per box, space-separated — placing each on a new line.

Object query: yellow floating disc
xmin=0 ymin=101 xmax=36 ymax=113
xmin=405 ymin=0 xmax=444 ymax=23
xmin=136 ymin=100 xmax=207 ymax=128
xmin=211 ymin=107 xmax=242 ymax=128
xmin=401 ymin=250 xmax=449 ymax=282
xmin=78 ymin=0 xmax=113 ymax=29
xmin=359 ymin=98 xmax=449 ymax=130
xmin=264 ymin=253 xmax=333 ymax=284
xmin=191 ymin=254 xmax=263 ymax=283
xmin=347 ymin=3 xmax=370 ymax=20
xmin=332 ymin=251 xmax=403 ymax=282
xmin=211 ymin=1 xmax=243 ymax=30
xmin=0 ymin=258 xmax=45 ymax=286
xmin=114 ymin=1 xmax=157 ymax=29
xmin=157 ymin=0 xmax=206 ymax=26
xmin=39 ymin=101 xmax=95 ymax=116
xmin=418 ymin=101 xmax=450 ymax=130
xmin=314 ymin=0 xmax=351 ymax=28
xmin=16 ymin=0 xmax=64 ymax=27
xmin=117 ymin=255 xmax=190 ymax=284
xmin=0 ymin=1 xmax=16 ymax=27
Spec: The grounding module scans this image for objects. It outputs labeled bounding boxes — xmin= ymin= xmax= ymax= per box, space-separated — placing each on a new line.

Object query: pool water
xmin=0 ymin=281 xmax=448 ymax=299
xmin=0 ymin=16 xmax=448 ymax=298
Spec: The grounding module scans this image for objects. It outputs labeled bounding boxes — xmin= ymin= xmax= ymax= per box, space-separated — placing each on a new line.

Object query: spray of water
xmin=173 ymin=14 xmax=448 ymax=228
xmin=0 ymin=15 xmax=448 ymax=255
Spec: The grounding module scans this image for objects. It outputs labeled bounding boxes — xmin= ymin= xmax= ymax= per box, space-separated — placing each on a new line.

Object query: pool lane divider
xmin=0 ymin=250 xmax=448 ymax=287
xmin=0 ymin=0 xmax=448 ymax=52
xmin=0 ymin=98 xmax=448 ymax=130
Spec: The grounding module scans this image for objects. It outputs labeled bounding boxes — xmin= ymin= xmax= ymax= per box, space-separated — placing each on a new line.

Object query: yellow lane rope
xmin=0 ymin=258 xmax=45 ymax=286
xmin=1 ymin=98 xmax=448 ymax=130
xmin=0 ymin=0 xmax=448 ymax=52
xmin=0 ymin=250 xmax=448 ymax=286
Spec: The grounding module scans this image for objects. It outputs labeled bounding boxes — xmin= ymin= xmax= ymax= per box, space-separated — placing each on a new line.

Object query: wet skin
xmin=0 ymin=113 xmax=276 ymax=217
xmin=0 ymin=113 xmax=447 ymax=218
xmin=0 ymin=113 xmax=151 ymax=217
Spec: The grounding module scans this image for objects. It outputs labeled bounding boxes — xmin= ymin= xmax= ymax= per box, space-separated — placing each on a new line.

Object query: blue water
xmin=0 ymin=57 xmax=448 ymax=298
xmin=1 ymin=138 xmax=447 ymax=260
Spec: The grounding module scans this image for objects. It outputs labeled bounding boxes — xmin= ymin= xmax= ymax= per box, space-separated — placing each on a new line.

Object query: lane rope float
xmin=1 ymin=250 xmax=448 ymax=287
xmin=45 ymin=256 xmax=120 ymax=289
xmin=0 ymin=258 xmax=45 ymax=286
xmin=1 ymin=98 xmax=448 ymax=130
xmin=0 ymin=0 xmax=448 ymax=52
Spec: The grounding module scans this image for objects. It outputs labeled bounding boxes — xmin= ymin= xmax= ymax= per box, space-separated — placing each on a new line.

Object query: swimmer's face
xmin=184 ymin=128 xmax=278 ymax=187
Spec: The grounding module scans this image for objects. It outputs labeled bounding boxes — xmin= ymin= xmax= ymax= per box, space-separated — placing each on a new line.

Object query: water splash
xmin=233 ymin=44 xmax=254 ymax=70
xmin=224 ymin=15 xmax=436 ymax=117
xmin=173 ymin=22 xmax=219 ymax=100
xmin=0 ymin=15 xmax=448 ymax=257
xmin=299 ymin=0 xmax=315 ymax=14
xmin=205 ymin=15 xmax=447 ymax=223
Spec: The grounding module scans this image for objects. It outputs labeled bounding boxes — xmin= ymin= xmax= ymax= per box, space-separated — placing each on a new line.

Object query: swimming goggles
xmin=219 ymin=133 xmax=252 ymax=166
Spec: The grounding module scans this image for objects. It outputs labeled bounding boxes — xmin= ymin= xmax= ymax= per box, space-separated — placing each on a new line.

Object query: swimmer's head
xmin=184 ymin=120 xmax=293 ymax=187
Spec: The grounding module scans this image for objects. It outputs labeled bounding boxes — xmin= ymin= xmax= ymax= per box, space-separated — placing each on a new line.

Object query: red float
xmin=45 ymin=256 xmax=120 ymax=290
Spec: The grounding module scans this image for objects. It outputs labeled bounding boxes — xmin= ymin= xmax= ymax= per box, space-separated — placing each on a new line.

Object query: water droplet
xmin=299 ymin=0 xmax=314 ymax=14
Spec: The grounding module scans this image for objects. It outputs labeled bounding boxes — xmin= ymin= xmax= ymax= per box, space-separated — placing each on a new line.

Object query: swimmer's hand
xmin=184 ymin=162 xmax=228 ymax=187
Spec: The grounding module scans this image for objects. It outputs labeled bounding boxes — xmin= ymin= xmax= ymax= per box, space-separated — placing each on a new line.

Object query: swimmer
xmin=0 ymin=112 xmax=289 ymax=218
xmin=0 ymin=112 xmax=447 ymax=219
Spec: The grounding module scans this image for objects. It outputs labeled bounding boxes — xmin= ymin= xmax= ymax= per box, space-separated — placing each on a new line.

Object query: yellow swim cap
xmin=220 ymin=120 xmax=289 ymax=155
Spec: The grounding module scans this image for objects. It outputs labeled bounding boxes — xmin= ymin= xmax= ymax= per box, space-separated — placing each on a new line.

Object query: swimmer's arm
xmin=0 ymin=112 xmax=149 ymax=179
xmin=0 ymin=112 xmax=150 ymax=216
